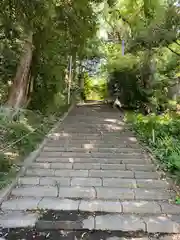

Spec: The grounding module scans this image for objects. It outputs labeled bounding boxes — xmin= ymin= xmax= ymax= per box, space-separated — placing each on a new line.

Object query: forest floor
xmin=0 ymin=104 xmax=69 ymax=190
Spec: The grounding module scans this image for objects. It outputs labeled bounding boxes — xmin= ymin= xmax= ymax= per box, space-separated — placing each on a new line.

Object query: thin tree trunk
xmin=72 ymin=53 xmax=77 ymax=84
xmin=6 ymin=32 xmax=33 ymax=111
xmin=68 ymin=56 xmax=73 ymax=105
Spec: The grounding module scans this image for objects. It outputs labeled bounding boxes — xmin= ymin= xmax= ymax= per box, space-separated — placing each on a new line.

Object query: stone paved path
xmin=0 ymin=104 xmax=180 ymax=239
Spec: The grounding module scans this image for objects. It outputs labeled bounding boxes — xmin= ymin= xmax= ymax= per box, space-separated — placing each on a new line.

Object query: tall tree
xmin=1 ymin=0 xmax=107 ymax=113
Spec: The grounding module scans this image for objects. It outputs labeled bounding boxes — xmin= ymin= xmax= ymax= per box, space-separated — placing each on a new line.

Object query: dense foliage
xmin=0 ymin=0 xmax=109 ymax=186
xmin=0 ymin=0 xmax=108 ymax=111
xmin=104 ymin=0 xmax=180 ymax=112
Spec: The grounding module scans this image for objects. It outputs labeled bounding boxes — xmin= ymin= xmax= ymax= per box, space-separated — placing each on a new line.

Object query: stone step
xmin=61 ymin=119 xmax=125 ymax=122
xmin=30 ymin=162 xmax=155 ymax=171
xmin=2 ymin=198 xmax=180 ymax=215
xmin=0 ymin=230 xmax=178 ymax=240
xmin=1 ymin=105 xmax=177 ymax=236
xmin=48 ymin=134 xmax=138 ymax=141
xmin=64 ymin=117 xmax=126 ymax=120
xmin=11 ymin=185 xmax=174 ymax=201
xmin=35 ymin=157 xmax=149 ymax=165
xmin=49 ymin=134 xmax=137 ymax=139
xmin=46 ymin=142 xmax=141 ymax=148
xmin=47 ymin=138 xmax=139 ymax=145
xmin=39 ymin=151 xmax=144 ymax=158
xmin=25 ymin=168 xmax=159 ymax=179
xmin=48 ymin=133 xmax=136 ymax=139
xmin=59 ymin=124 xmax=112 ymax=129
xmin=60 ymin=122 xmax=126 ymax=125
xmin=93 ymin=214 xmax=180 ymax=233
xmin=66 ymin=115 xmax=120 ymax=118
xmin=0 ymin=211 xmax=38 ymax=228
xmin=60 ymin=123 xmax=126 ymax=128
xmin=0 ymin=210 xmax=179 ymax=233
xmin=42 ymin=146 xmax=143 ymax=153
xmin=57 ymin=131 xmax=130 ymax=134
xmin=18 ymin=176 xmax=169 ymax=189
xmin=60 ymin=123 xmax=126 ymax=126
xmin=57 ymin=129 xmax=126 ymax=133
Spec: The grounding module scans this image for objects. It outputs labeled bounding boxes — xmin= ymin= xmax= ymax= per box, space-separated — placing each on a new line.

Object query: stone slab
xmin=79 ymin=200 xmax=122 ymax=213
xmin=95 ymin=214 xmax=145 ymax=231
xmin=136 ymin=179 xmax=169 ymax=189
xmin=38 ymin=198 xmax=79 ymax=210
xmin=103 ymin=178 xmax=137 ymax=188
xmin=59 ymin=186 xmax=96 ymax=199
xmin=89 ymin=170 xmax=134 ymax=178
xmin=18 ymin=177 xmax=40 ymax=185
xmin=144 ymin=215 xmax=180 ymax=233
xmin=1 ymin=197 xmax=41 ymax=211
xmin=71 ymin=177 xmax=102 ymax=187
xmin=0 ymin=211 xmax=39 ymax=228
xmin=12 ymin=186 xmax=58 ymax=197
xmin=39 ymin=177 xmax=70 ymax=186
xmin=121 ymin=201 xmax=161 ymax=214
xmin=73 ymin=163 xmax=100 ymax=170
xmin=55 ymin=170 xmax=88 ymax=177
xmin=134 ymin=189 xmax=172 ymax=201
xmin=96 ymin=187 xmax=134 ymax=200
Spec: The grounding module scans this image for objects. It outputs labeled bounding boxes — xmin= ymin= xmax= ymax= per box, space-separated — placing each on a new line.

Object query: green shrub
xmin=0 ymin=153 xmax=11 ymax=172
xmin=126 ymin=111 xmax=180 ymax=180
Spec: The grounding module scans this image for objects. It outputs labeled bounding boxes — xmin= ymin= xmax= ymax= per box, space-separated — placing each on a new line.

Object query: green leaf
xmin=175 ymin=196 xmax=180 ymax=204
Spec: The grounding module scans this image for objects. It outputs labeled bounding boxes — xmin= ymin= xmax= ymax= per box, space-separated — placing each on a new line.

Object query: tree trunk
xmin=72 ymin=53 xmax=77 ymax=85
xmin=69 ymin=53 xmax=77 ymax=102
xmin=6 ymin=32 xmax=33 ymax=111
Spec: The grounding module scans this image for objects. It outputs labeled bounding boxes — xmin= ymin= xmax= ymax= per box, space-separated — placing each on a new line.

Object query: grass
xmin=0 ymin=104 xmax=69 ymax=190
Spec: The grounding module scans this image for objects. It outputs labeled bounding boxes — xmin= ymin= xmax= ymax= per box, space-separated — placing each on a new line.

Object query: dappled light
xmin=83 ymin=143 xmax=95 ymax=149
xmin=104 ymin=118 xmax=125 ymax=126
xmin=19 ymin=119 xmax=35 ymax=132
xmin=37 ymin=163 xmax=51 ymax=169
xmin=128 ymin=137 xmax=137 ymax=142
xmin=103 ymin=123 xmax=124 ymax=131
xmin=4 ymin=152 xmax=19 ymax=158
xmin=48 ymin=132 xmax=70 ymax=139
xmin=68 ymin=158 xmax=75 ymax=163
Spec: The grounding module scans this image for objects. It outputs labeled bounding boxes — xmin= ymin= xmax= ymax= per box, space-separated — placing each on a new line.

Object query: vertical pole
xmin=68 ymin=56 xmax=73 ymax=105
xmin=122 ymin=40 xmax=124 ymax=56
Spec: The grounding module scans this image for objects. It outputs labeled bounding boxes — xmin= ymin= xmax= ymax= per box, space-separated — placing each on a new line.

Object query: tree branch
xmin=167 ymin=46 xmax=180 ymax=56
xmin=118 ymin=12 xmax=131 ymax=26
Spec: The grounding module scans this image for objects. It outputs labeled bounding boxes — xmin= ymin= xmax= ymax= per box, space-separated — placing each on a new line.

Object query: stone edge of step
xmin=0 ymin=210 xmax=180 ymax=234
xmin=1 ymin=197 xmax=180 ymax=216
xmin=9 ymin=185 xmax=175 ymax=202
xmin=0 ymin=104 xmax=74 ymax=206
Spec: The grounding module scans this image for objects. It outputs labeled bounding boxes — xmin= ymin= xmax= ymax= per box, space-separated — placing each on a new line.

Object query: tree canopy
xmin=0 ymin=0 xmax=179 ymax=113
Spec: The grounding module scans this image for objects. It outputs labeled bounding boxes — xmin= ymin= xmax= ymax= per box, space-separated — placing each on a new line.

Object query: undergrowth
xmin=0 ymin=104 xmax=69 ymax=189
xmin=125 ymin=111 xmax=180 ymax=184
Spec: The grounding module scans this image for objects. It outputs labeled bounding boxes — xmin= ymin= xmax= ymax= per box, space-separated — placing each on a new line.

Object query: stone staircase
xmin=0 ymin=104 xmax=180 ymax=240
